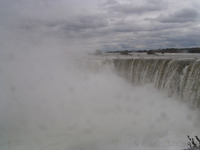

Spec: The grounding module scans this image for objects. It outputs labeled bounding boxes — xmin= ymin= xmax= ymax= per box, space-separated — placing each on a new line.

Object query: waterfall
xmin=112 ymin=58 xmax=200 ymax=108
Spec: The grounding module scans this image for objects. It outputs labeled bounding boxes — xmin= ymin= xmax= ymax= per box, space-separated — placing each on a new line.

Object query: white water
xmin=112 ymin=56 xmax=200 ymax=107
xmin=0 ymin=48 xmax=200 ymax=150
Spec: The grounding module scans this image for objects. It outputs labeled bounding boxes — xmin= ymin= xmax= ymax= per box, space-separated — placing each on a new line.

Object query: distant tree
xmin=120 ymin=50 xmax=129 ymax=55
xmin=147 ymin=50 xmax=156 ymax=55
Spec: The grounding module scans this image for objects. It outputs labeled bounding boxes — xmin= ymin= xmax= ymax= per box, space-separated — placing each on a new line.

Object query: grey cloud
xmin=100 ymin=41 xmax=138 ymax=51
xmin=102 ymin=0 xmax=166 ymax=15
xmin=155 ymin=8 xmax=199 ymax=23
xmin=99 ymin=21 xmax=200 ymax=51
xmin=102 ymin=0 xmax=118 ymax=6
xmin=1 ymin=0 xmax=200 ymax=51
xmin=110 ymin=19 xmax=178 ymax=34
xmin=60 ymin=15 xmax=108 ymax=32
xmin=135 ymin=26 xmax=200 ymax=49
xmin=112 ymin=26 xmax=137 ymax=33
xmin=5 ymin=14 xmax=109 ymax=39
xmin=166 ymin=28 xmax=200 ymax=47
xmin=111 ymin=20 xmax=145 ymax=33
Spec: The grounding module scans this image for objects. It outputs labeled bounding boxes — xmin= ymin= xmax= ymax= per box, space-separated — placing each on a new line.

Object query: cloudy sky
xmin=1 ymin=0 xmax=200 ymax=52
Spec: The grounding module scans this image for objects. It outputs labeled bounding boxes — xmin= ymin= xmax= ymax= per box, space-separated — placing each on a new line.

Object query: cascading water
xmin=112 ymin=58 xmax=200 ymax=108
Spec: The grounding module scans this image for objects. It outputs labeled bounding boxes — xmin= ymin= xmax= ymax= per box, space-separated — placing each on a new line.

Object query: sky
xmin=0 ymin=0 xmax=200 ymax=52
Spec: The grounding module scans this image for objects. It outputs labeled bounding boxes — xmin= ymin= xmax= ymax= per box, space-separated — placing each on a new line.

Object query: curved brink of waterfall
xmin=109 ymin=58 xmax=200 ymax=108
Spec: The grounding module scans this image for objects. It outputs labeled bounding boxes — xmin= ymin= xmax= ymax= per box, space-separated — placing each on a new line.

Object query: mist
xmin=0 ymin=1 xmax=200 ymax=150
xmin=1 ymin=34 xmax=200 ymax=149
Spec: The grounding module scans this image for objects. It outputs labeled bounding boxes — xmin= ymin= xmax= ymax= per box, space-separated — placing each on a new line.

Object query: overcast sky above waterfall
xmin=1 ymin=0 xmax=200 ymax=52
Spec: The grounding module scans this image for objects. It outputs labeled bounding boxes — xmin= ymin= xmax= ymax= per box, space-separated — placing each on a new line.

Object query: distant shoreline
xmin=105 ymin=47 xmax=200 ymax=54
